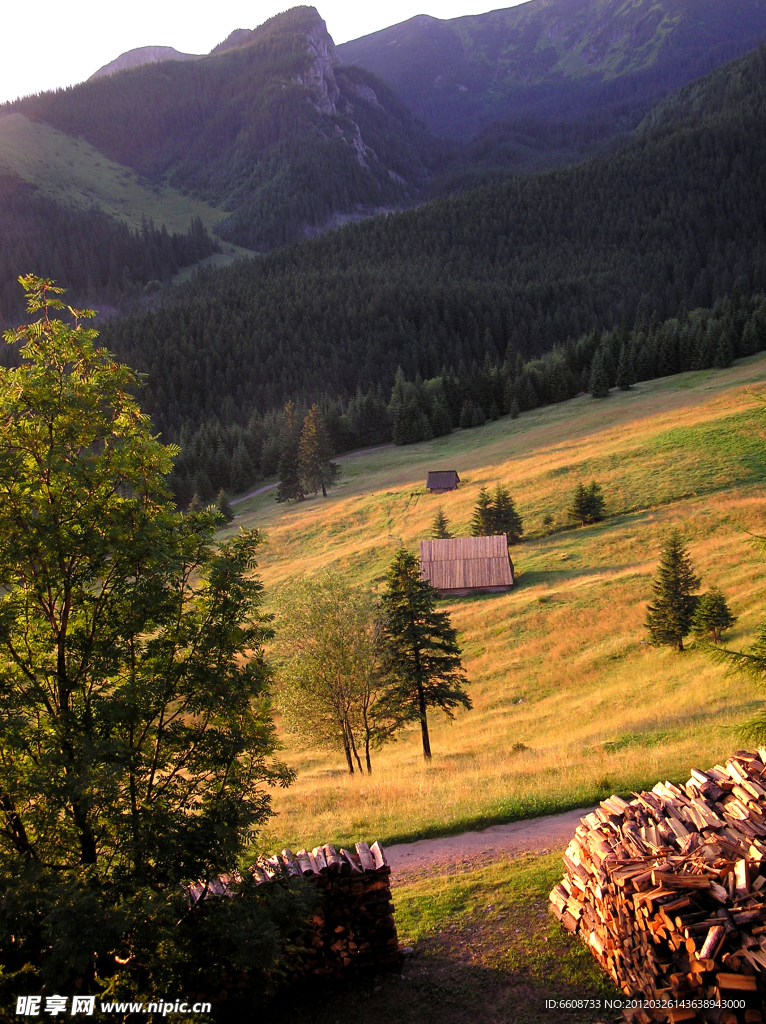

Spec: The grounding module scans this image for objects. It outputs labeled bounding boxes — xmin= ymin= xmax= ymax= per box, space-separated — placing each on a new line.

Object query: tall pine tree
xmin=380 ymin=550 xmax=471 ymax=760
xmin=298 ymin=404 xmax=338 ymax=497
xmin=471 ymin=487 xmax=494 ymax=536
xmin=276 ymin=401 xmax=304 ymax=503
xmin=646 ymin=530 xmax=700 ymax=651
xmin=492 ymin=484 xmax=523 ymax=545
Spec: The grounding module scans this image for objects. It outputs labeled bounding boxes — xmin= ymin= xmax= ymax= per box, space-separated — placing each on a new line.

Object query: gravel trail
xmin=386 ymin=807 xmax=593 ymax=880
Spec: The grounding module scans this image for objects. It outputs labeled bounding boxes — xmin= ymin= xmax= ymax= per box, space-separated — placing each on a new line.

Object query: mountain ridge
xmin=337 ymin=0 xmax=766 ymax=139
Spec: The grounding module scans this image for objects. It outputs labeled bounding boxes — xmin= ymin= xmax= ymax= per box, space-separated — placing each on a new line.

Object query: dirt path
xmin=386 ymin=807 xmax=592 ymax=880
xmin=231 ymin=443 xmax=394 ymax=506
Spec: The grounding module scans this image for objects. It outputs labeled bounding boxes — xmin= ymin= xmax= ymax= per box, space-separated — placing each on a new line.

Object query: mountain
xmin=89 ymin=46 xmax=201 ymax=80
xmin=337 ymin=0 xmax=766 ymax=145
xmin=99 ymin=42 xmax=766 ymax=482
xmin=8 ymin=7 xmax=440 ymax=251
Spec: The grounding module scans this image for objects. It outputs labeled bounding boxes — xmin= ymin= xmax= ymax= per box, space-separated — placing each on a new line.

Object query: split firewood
xmin=551 ymin=751 xmax=766 ymax=1021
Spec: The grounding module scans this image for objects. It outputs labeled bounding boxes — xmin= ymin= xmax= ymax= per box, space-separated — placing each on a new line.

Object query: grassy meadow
xmin=228 ymin=354 xmax=766 ymax=852
xmin=0 ymin=111 xmax=250 ymax=267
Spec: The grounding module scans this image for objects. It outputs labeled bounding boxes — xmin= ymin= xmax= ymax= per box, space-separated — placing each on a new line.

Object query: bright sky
xmin=0 ymin=0 xmax=525 ymax=105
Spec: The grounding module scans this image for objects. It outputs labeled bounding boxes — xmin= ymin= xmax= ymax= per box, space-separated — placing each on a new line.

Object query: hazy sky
xmin=0 ymin=0 xmax=526 ymax=105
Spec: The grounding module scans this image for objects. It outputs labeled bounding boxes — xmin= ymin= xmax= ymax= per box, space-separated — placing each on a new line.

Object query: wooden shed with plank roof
xmin=426 ymin=470 xmax=460 ymax=493
xmin=419 ymin=536 xmax=514 ymax=597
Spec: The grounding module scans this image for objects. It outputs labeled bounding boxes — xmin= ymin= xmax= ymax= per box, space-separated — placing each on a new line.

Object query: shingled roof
xmin=426 ymin=470 xmax=460 ymax=491
xmin=419 ymin=536 xmax=514 ymax=595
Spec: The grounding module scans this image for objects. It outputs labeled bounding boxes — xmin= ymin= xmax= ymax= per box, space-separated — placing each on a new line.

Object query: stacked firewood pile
xmin=256 ymin=840 xmax=400 ymax=977
xmin=550 ymin=751 xmax=766 ymax=1023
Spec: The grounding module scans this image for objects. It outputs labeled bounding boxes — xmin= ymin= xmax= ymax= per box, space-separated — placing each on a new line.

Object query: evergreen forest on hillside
xmin=0 ymin=173 xmax=220 ymax=322
xmin=93 ymin=46 xmax=766 ymax=500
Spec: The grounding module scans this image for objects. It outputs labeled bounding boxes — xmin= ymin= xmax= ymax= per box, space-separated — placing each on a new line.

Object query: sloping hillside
xmin=227 ymin=355 xmax=766 ymax=851
xmin=0 ymin=113 xmax=226 ymax=233
xmin=89 ymin=46 xmax=201 ymax=80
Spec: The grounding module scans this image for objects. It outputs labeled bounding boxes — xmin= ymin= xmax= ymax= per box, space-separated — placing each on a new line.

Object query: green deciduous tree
xmin=431 ymin=507 xmax=452 ymax=539
xmin=0 ymin=277 xmax=305 ymax=1006
xmin=692 ymin=586 xmax=736 ymax=643
xmin=645 ymin=530 xmax=701 ymax=651
xmin=568 ymin=481 xmax=606 ymax=526
xmin=298 ymin=404 xmax=339 ymax=497
xmin=380 ymin=549 xmax=471 ymax=761
xmin=276 ymin=572 xmax=391 ymax=774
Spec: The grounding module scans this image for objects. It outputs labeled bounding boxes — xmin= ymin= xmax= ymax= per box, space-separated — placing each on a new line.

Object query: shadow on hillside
xmin=513 ymin=562 xmax=635 ymax=590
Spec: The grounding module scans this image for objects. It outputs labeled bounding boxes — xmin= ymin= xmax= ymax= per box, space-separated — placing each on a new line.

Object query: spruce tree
xmin=616 ymin=343 xmax=634 ymax=390
xmin=492 ymin=484 xmax=523 ymax=544
xmin=589 ymin=350 xmax=610 ymax=398
xmin=380 ymin=549 xmax=471 ymax=760
xmin=276 ymin=401 xmax=304 ymax=503
xmin=692 ymin=587 xmax=736 ymax=643
xmin=568 ymin=481 xmax=605 ymax=526
xmin=645 ymin=531 xmax=701 ymax=651
xmin=215 ymin=488 xmax=235 ymax=522
xmin=298 ymin=404 xmax=338 ymax=497
xmin=431 ymin=507 xmax=452 ymax=539
xmin=471 ymin=486 xmax=494 ymax=536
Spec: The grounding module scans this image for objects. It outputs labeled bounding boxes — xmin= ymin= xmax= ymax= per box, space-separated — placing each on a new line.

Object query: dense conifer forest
xmin=94 ymin=46 xmax=766 ymax=501
xmin=0 ymin=173 xmax=219 ymax=323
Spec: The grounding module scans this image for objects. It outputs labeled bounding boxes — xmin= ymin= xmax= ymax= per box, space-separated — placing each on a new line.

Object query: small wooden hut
xmin=419 ymin=536 xmax=514 ymax=597
xmin=426 ymin=470 xmax=460 ymax=493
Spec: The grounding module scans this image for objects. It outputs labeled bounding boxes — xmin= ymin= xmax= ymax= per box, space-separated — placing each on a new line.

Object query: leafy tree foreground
xmin=0 ymin=278 xmax=310 ymax=1012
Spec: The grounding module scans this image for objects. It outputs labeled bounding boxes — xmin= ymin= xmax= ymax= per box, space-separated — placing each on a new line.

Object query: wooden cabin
xmin=419 ymin=536 xmax=514 ymax=597
xmin=426 ymin=470 xmax=460 ymax=493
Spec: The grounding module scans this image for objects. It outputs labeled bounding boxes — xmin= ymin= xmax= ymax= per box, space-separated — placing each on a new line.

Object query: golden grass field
xmin=228 ymin=354 xmax=766 ymax=852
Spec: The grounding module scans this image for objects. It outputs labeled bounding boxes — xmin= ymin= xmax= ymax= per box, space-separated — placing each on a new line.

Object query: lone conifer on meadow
xmin=492 ymin=484 xmax=523 ymax=544
xmin=471 ymin=486 xmax=494 ymax=536
xmin=380 ymin=549 xmax=471 ymax=761
xmin=645 ymin=530 xmax=700 ymax=651
xmin=431 ymin=507 xmax=452 ymax=539
xmin=692 ymin=587 xmax=736 ymax=643
xmin=569 ymin=481 xmax=606 ymax=526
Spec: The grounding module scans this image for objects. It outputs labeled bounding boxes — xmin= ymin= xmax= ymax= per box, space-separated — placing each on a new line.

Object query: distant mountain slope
xmin=0 ymin=112 xmax=227 ymax=233
xmin=89 ymin=46 xmax=201 ymax=80
xmin=101 ymin=45 xmax=766 ymax=443
xmin=9 ymin=7 xmax=441 ymax=250
xmin=337 ymin=0 xmax=766 ymax=140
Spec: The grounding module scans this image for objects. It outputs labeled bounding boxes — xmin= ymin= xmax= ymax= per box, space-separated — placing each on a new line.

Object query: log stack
xmin=550 ymin=750 xmax=766 ymax=1023
xmin=255 ymin=839 xmax=400 ymax=977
